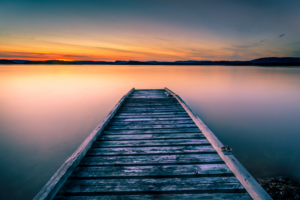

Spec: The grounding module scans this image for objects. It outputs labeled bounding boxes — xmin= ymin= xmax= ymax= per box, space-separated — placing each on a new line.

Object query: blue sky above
xmin=0 ymin=0 xmax=300 ymax=61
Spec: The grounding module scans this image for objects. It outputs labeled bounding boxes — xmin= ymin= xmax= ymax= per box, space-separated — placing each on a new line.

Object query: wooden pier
xmin=34 ymin=88 xmax=272 ymax=200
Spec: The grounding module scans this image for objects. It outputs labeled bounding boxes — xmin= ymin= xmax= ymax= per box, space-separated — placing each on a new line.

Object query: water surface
xmin=0 ymin=65 xmax=300 ymax=199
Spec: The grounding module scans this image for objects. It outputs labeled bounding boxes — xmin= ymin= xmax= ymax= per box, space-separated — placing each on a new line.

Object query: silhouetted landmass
xmin=124 ymin=61 xmax=152 ymax=65
xmin=73 ymin=61 xmax=114 ymax=64
xmin=251 ymin=57 xmax=300 ymax=65
xmin=23 ymin=60 xmax=76 ymax=64
xmin=0 ymin=59 xmax=15 ymax=64
xmin=1 ymin=57 xmax=300 ymax=66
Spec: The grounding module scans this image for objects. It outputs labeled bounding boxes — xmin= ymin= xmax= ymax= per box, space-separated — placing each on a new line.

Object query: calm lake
xmin=0 ymin=65 xmax=300 ymax=199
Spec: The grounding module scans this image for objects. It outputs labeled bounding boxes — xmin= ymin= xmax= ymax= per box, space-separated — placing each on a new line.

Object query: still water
xmin=0 ymin=65 xmax=300 ymax=199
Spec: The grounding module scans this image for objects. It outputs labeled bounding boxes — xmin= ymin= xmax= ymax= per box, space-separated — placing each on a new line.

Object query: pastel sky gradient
xmin=1 ymin=0 xmax=300 ymax=61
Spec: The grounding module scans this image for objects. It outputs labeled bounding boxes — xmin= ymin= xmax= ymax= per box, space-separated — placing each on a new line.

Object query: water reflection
xmin=0 ymin=65 xmax=300 ymax=199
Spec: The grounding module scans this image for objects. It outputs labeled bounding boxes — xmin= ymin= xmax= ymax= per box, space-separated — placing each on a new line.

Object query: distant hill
xmin=23 ymin=60 xmax=76 ymax=64
xmin=0 ymin=57 xmax=300 ymax=66
xmin=251 ymin=57 xmax=300 ymax=65
xmin=0 ymin=59 xmax=16 ymax=64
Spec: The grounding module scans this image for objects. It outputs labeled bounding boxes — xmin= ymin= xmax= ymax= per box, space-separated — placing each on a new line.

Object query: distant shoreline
xmin=1 ymin=57 xmax=300 ymax=66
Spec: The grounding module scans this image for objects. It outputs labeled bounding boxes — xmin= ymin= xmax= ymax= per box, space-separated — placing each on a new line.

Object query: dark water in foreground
xmin=0 ymin=65 xmax=300 ymax=199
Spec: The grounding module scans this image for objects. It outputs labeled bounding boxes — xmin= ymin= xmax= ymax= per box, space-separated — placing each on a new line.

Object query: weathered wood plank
xmin=121 ymin=103 xmax=181 ymax=107
xmin=113 ymin=114 xmax=190 ymax=118
xmin=103 ymin=128 xmax=201 ymax=135
xmin=112 ymin=117 xmax=192 ymax=121
xmin=93 ymin=139 xmax=209 ymax=147
xmin=165 ymin=87 xmax=272 ymax=200
xmin=118 ymin=108 xmax=185 ymax=112
xmin=54 ymin=193 xmax=252 ymax=200
xmin=80 ymin=154 xmax=223 ymax=166
xmin=128 ymin=95 xmax=172 ymax=100
xmin=99 ymin=133 xmax=204 ymax=140
xmin=58 ymin=177 xmax=244 ymax=193
xmin=106 ymin=124 xmax=197 ymax=130
xmin=116 ymin=112 xmax=187 ymax=115
xmin=87 ymin=145 xmax=216 ymax=156
xmin=34 ymin=88 xmax=136 ymax=200
xmin=128 ymin=96 xmax=171 ymax=98
xmin=71 ymin=164 xmax=232 ymax=177
xmin=119 ymin=106 xmax=183 ymax=109
xmin=125 ymin=98 xmax=176 ymax=100
xmin=109 ymin=120 xmax=195 ymax=125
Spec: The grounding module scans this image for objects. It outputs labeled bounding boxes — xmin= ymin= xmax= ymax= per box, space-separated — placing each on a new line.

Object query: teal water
xmin=0 ymin=65 xmax=300 ymax=199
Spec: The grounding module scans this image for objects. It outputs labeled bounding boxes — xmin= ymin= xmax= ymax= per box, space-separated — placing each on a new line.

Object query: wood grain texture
xmin=116 ymin=111 xmax=187 ymax=115
xmin=80 ymin=154 xmax=223 ymax=166
xmin=113 ymin=114 xmax=189 ymax=118
xmin=100 ymin=133 xmax=204 ymax=140
xmin=121 ymin=103 xmax=181 ymax=107
xmin=58 ymin=177 xmax=244 ymax=193
xmin=103 ymin=128 xmax=200 ymax=135
xmin=93 ymin=139 xmax=209 ymax=147
xmin=54 ymin=193 xmax=252 ymax=200
xmin=109 ymin=119 xmax=195 ymax=125
xmin=71 ymin=164 xmax=232 ymax=177
xmin=87 ymin=145 xmax=216 ymax=156
xmin=106 ymin=124 xmax=197 ymax=130
xmin=112 ymin=117 xmax=192 ymax=121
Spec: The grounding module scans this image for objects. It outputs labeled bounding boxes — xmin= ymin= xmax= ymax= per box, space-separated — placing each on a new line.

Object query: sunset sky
xmin=1 ymin=0 xmax=300 ymax=61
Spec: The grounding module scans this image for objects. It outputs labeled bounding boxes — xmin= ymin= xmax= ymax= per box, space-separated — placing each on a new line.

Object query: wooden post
xmin=165 ymin=87 xmax=272 ymax=200
xmin=34 ymin=88 xmax=135 ymax=200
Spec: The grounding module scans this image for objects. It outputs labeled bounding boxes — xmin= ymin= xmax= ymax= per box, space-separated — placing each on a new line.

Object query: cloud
xmin=279 ymin=34 xmax=286 ymax=38
xmin=231 ymin=39 xmax=267 ymax=49
xmin=254 ymin=39 xmax=267 ymax=46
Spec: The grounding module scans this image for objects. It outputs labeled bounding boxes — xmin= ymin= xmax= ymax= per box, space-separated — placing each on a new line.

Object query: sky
xmin=0 ymin=0 xmax=300 ymax=61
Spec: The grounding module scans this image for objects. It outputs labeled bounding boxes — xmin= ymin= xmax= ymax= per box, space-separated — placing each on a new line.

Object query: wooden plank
xmin=112 ymin=117 xmax=192 ymax=121
xmin=119 ymin=105 xmax=183 ymax=109
xmin=80 ymin=154 xmax=223 ymax=166
xmin=165 ymin=87 xmax=272 ymax=200
xmin=113 ymin=114 xmax=190 ymax=118
xmin=58 ymin=177 xmax=244 ymax=193
xmin=118 ymin=108 xmax=185 ymax=112
xmin=124 ymin=99 xmax=177 ymax=101
xmin=116 ymin=112 xmax=186 ymax=115
xmin=100 ymin=133 xmax=204 ymax=140
xmin=71 ymin=164 xmax=232 ymax=177
xmin=87 ymin=145 xmax=216 ymax=156
xmin=109 ymin=120 xmax=195 ymax=125
xmin=103 ymin=128 xmax=201 ymax=135
xmin=128 ymin=95 xmax=172 ymax=100
xmin=130 ymin=94 xmax=168 ymax=96
xmin=119 ymin=108 xmax=185 ymax=111
xmin=34 ymin=88 xmax=136 ymax=200
xmin=121 ymin=104 xmax=181 ymax=107
xmin=54 ymin=193 xmax=252 ymax=200
xmin=93 ymin=139 xmax=210 ymax=147
xmin=106 ymin=124 xmax=197 ymax=130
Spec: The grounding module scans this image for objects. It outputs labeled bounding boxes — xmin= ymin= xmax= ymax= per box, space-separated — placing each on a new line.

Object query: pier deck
xmin=35 ymin=89 xmax=271 ymax=200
